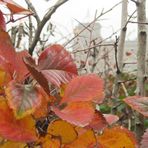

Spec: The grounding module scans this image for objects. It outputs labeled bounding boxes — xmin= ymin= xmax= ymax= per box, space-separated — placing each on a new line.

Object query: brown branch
xmin=114 ymin=36 xmax=120 ymax=74
xmin=129 ymin=21 xmax=148 ymax=25
xmin=130 ymin=0 xmax=139 ymax=5
xmin=124 ymin=10 xmax=137 ymax=28
xmin=25 ymin=0 xmax=41 ymax=24
xmin=29 ymin=0 xmax=69 ymax=55
xmin=72 ymin=43 xmax=114 ymax=54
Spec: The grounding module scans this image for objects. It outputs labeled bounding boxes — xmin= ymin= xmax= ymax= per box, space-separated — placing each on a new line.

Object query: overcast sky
xmin=11 ymin=0 xmax=148 ymax=41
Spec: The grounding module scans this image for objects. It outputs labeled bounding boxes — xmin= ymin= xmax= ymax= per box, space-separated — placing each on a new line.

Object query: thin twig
xmin=129 ymin=21 xmax=148 ymax=25
xmin=29 ymin=0 xmax=69 ymax=55
xmin=72 ymin=43 xmax=114 ymax=54
xmin=114 ymin=36 xmax=120 ymax=74
xmin=64 ymin=1 xmax=122 ymax=47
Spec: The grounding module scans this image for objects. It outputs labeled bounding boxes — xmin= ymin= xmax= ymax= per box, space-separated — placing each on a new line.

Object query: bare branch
xmin=25 ymin=0 xmax=41 ymax=24
xmin=29 ymin=0 xmax=69 ymax=55
xmin=64 ymin=1 xmax=122 ymax=47
xmin=129 ymin=21 xmax=148 ymax=25
xmin=130 ymin=0 xmax=139 ymax=5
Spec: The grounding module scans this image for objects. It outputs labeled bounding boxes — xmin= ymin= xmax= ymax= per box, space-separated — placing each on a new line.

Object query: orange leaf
xmin=52 ymin=102 xmax=95 ymax=127
xmin=0 ymin=58 xmax=13 ymax=90
xmin=97 ymin=126 xmax=138 ymax=148
xmin=124 ymin=96 xmax=148 ymax=117
xmin=64 ymin=129 xmax=97 ymax=148
xmin=0 ymin=140 xmax=26 ymax=148
xmin=48 ymin=120 xmax=77 ymax=144
xmin=38 ymin=135 xmax=61 ymax=148
xmin=0 ymin=69 xmax=7 ymax=86
xmin=0 ymin=100 xmax=37 ymax=142
xmin=60 ymin=74 xmax=104 ymax=104
xmin=6 ymin=80 xmax=42 ymax=119
xmin=0 ymin=0 xmax=32 ymax=15
xmin=33 ymin=88 xmax=51 ymax=118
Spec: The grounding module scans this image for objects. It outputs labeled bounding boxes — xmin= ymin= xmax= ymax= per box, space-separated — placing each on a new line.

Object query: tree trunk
xmin=137 ymin=0 xmax=147 ymax=96
xmin=112 ymin=0 xmax=128 ymax=97
xmin=136 ymin=0 xmax=147 ymax=141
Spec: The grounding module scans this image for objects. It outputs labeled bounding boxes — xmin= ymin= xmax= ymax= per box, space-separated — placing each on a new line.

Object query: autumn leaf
xmin=0 ymin=56 xmax=14 ymax=85
xmin=6 ymin=80 xmax=42 ymax=119
xmin=103 ymin=114 xmax=119 ymax=125
xmin=38 ymin=135 xmax=61 ymax=148
xmin=60 ymin=74 xmax=104 ymax=104
xmin=48 ymin=120 xmax=77 ymax=144
xmin=0 ymin=69 xmax=7 ymax=87
xmin=0 ymin=141 xmax=26 ymax=148
xmin=0 ymin=0 xmax=32 ymax=15
xmin=140 ymin=129 xmax=148 ymax=148
xmin=24 ymin=44 xmax=77 ymax=94
xmin=23 ymin=57 xmax=51 ymax=95
xmin=38 ymin=44 xmax=78 ymax=87
xmin=0 ymin=99 xmax=37 ymax=142
xmin=124 ymin=96 xmax=148 ymax=117
xmin=0 ymin=28 xmax=16 ymax=72
xmin=126 ymin=51 xmax=132 ymax=56
xmin=14 ymin=50 xmax=30 ymax=81
xmin=52 ymin=102 xmax=95 ymax=127
xmin=86 ymin=111 xmax=108 ymax=132
xmin=33 ymin=87 xmax=54 ymax=118
xmin=97 ymin=126 xmax=138 ymax=148
xmin=64 ymin=129 xmax=97 ymax=148
xmin=0 ymin=10 xmax=6 ymax=31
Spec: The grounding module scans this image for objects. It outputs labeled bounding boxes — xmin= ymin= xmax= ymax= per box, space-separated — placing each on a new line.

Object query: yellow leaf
xmin=97 ymin=126 xmax=138 ymax=148
xmin=0 ymin=69 xmax=6 ymax=86
xmin=39 ymin=135 xmax=60 ymax=148
xmin=48 ymin=120 xmax=77 ymax=144
xmin=64 ymin=129 xmax=97 ymax=148
xmin=0 ymin=140 xmax=26 ymax=148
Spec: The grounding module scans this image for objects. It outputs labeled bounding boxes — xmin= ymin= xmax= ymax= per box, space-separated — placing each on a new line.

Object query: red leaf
xmin=52 ymin=102 xmax=95 ymax=127
xmin=126 ymin=51 xmax=132 ymax=56
xmin=86 ymin=111 xmax=108 ymax=132
xmin=61 ymin=74 xmax=104 ymax=104
xmin=0 ymin=28 xmax=30 ymax=81
xmin=0 ymin=0 xmax=32 ymax=15
xmin=38 ymin=44 xmax=78 ymax=87
xmin=141 ymin=129 xmax=148 ymax=148
xmin=0 ymin=10 xmax=6 ymax=31
xmin=124 ymin=96 xmax=148 ymax=117
xmin=0 ymin=99 xmax=37 ymax=142
xmin=38 ymin=44 xmax=77 ymax=75
xmin=0 ymin=56 xmax=12 ymax=84
xmin=24 ymin=44 xmax=77 ymax=94
xmin=23 ymin=57 xmax=51 ymax=95
xmin=103 ymin=114 xmax=119 ymax=125
xmin=14 ymin=50 xmax=30 ymax=81
xmin=0 ymin=28 xmax=16 ymax=70
xmin=6 ymin=80 xmax=42 ymax=119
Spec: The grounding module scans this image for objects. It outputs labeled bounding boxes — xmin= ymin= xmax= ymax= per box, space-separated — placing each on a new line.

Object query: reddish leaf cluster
xmin=124 ymin=96 xmax=148 ymax=117
xmin=0 ymin=1 xmax=141 ymax=147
